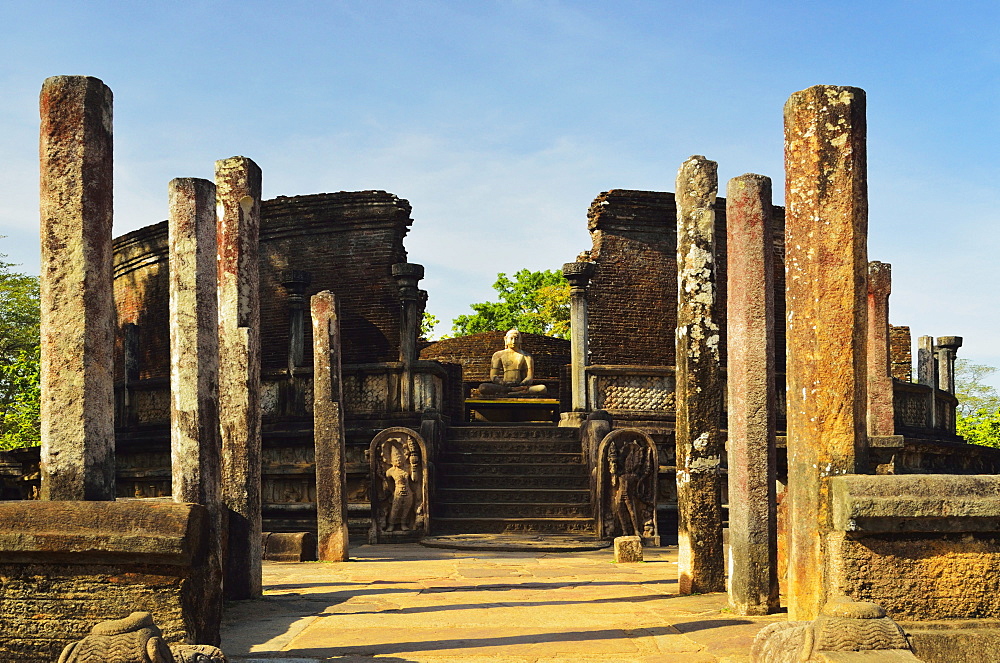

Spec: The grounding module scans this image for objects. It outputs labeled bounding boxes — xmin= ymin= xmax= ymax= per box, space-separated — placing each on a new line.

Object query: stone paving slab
xmin=223 ymin=543 xmax=786 ymax=662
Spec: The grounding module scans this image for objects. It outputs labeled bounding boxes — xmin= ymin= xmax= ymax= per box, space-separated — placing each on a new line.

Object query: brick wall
xmin=112 ymin=190 xmax=414 ymax=381
xmin=890 ymin=324 xmax=912 ymax=382
xmin=584 ymin=189 xmax=785 ymax=370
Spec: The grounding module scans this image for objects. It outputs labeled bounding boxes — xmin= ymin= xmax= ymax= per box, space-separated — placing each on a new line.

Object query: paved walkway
xmin=222 ymin=543 xmax=786 ymax=662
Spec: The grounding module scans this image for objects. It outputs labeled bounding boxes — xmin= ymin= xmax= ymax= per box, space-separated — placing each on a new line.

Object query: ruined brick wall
xmin=585 ymin=189 xmax=785 ymax=370
xmin=112 ymin=190 xmax=413 ymax=384
xmin=890 ymin=324 xmax=912 ymax=382
xmin=420 ymin=331 xmax=569 ymax=382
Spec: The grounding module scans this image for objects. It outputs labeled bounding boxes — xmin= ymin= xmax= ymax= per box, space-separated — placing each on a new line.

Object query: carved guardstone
xmin=59 ymin=612 xmax=227 ymax=663
xmin=369 ymin=427 xmax=430 ymax=543
xmin=597 ymin=429 xmax=658 ymax=546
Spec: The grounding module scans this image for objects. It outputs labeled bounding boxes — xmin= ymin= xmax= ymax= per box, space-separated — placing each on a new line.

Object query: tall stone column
xmin=168 ymin=177 xmax=223 ymax=643
xmin=784 ymin=85 xmax=869 ymax=621
xmin=392 ymin=262 xmax=424 ymax=411
xmin=312 ymin=291 xmax=349 ymax=561
xmin=916 ymin=335 xmax=937 ymax=428
xmin=39 ymin=76 xmax=116 ymax=501
xmin=725 ymin=173 xmax=778 ymax=615
xmin=562 ymin=261 xmax=596 ymax=413
xmin=216 ymin=156 xmax=262 ymax=599
xmin=935 ymin=336 xmax=962 ymax=395
xmin=867 ymin=262 xmax=894 ymax=437
xmin=674 ymin=155 xmax=725 ymax=594
xmin=280 ymin=270 xmax=312 ymax=416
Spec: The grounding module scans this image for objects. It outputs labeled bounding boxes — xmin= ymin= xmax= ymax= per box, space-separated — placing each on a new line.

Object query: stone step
xmin=440 ymin=474 xmax=589 ymax=490
xmin=431 ymin=517 xmax=598 ymax=535
xmin=435 ymin=502 xmax=592 ymax=519
xmin=437 ymin=463 xmax=589 ymax=478
xmin=440 ymin=451 xmax=585 ymax=465
xmin=446 ymin=425 xmax=579 ymax=442
xmin=436 ymin=488 xmax=591 ymax=504
xmin=445 ymin=439 xmax=583 ymax=454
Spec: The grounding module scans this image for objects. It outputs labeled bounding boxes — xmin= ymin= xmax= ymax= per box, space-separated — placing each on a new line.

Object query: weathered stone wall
xmin=420 ymin=331 xmax=569 ymax=383
xmin=891 ymin=324 xmax=912 ymax=382
xmin=584 ymin=189 xmax=786 ymax=370
xmin=0 ymin=501 xmax=212 ymax=661
xmin=832 ymin=533 xmax=1000 ymax=620
xmin=113 ymin=190 xmax=414 ymax=393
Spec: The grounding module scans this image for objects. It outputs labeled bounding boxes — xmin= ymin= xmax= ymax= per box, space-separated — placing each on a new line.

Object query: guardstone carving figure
xmin=369 ymin=427 xmax=430 ymax=543
xmin=59 ymin=612 xmax=227 ymax=663
xmin=477 ymin=328 xmax=548 ymax=397
xmin=597 ymin=429 xmax=658 ymax=544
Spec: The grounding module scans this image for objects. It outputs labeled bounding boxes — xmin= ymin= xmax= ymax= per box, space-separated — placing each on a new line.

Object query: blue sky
xmin=1 ymin=1 xmax=999 ymax=380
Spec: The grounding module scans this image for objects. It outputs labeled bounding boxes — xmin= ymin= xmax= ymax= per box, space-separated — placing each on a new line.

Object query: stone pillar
xmin=916 ymin=335 xmax=937 ymax=428
xmin=562 ymin=261 xmax=596 ymax=412
xmin=392 ymin=263 xmax=424 ymax=411
xmin=311 ymin=291 xmax=349 ymax=562
xmin=674 ymin=155 xmax=725 ymax=594
xmin=784 ymin=85 xmax=869 ymax=621
xmin=281 ymin=270 xmax=312 ymax=372
xmin=725 ymin=173 xmax=779 ymax=615
xmin=215 ymin=156 xmax=262 ymax=599
xmin=935 ymin=336 xmax=962 ymax=395
xmin=167 ymin=177 xmax=223 ymax=644
xmin=39 ymin=76 xmax=115 ymax=501
xmin=867 ymin=262 xmax=894 ymax=437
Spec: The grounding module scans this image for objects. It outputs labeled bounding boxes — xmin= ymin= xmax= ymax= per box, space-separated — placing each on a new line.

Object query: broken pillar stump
xmin=614 ymin=535 xmax=643 ymax=563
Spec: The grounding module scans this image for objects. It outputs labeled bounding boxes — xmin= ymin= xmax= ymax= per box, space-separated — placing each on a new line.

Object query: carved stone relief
xmin=594 ymin=375 xmax=674 ymax=411
xmin=597 ymin=428 xmax=658 ymax=544
xmin=368 ymin=427 xmax=429 ymax=543
xmin=59 ymin=611 xmax=227 ymax=663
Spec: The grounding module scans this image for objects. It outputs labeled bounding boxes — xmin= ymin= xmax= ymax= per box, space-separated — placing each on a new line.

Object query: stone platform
xmin=222 ymin=542 xmax=786 ymax=662
xmin=420 ymin=534 xmax=611 ymax=553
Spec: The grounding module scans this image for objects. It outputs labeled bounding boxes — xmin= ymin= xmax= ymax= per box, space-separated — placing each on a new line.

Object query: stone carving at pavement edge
xmin=369 ymin=427 xmax=429 ymax=542
xmin=59 ymin=612 xmax=227 ymax=663
xmin=597 ymin=428 xmax=658 ymax=543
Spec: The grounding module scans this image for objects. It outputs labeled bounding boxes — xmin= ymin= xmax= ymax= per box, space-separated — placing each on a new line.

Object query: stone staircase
xmin=432 ymin=424 xmax=597 ymax=535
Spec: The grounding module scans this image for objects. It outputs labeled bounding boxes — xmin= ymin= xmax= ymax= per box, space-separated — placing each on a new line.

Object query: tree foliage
xmin=0 ymin=259 xmax=40 ymax=450
xmin=954 ymin=358 xmax=1000 ymax=449
xmin=451 ymin=269 xmax=570 ymax=339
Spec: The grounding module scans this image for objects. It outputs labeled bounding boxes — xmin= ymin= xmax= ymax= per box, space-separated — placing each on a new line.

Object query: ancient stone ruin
xmin=1 ymin=74 xmax=999 ymax=662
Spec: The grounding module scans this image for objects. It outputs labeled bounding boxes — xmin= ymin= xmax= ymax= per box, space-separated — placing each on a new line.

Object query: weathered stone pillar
xmin=215 ymin=156 xmax=262 ymax=599
xmin=935 ymin=336 xmax=962 ymax=395
xmin=784 ymin=85 xmax=869 ymax=621
xmin=39 ymin=76 xmax=115 ymax=501
xmin=562 ymin=260 xmax=596 ymax=412
xmin=311 ymin=290 xmax=349 ymax=562
xmin=916 ymin=335 xmax=937 ymax=428
xmin=674 ymin=155 xmax=725 ymax=594
xmin=867 ymin=262 xmax=894 ymax=437
xmin=280 ymin=270 xmax=312 ymax=416
xmin=167 ymin=177 xmax=223 ymax=644
xmin=725 ymin=173 xmax=779 ymax=615
xmin=392 ymin=263 xmax=424 ymax=411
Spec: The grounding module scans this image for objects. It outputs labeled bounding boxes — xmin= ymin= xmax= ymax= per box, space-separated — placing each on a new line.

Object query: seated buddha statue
xmin=477 ymin=328 xmax=548 ymax=397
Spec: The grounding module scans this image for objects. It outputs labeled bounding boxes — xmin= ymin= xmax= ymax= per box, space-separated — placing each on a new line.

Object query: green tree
xmin=451 ymin=269 xmax=570 ymax=339
xmin=954 ymin=358 xmax=1000 ymax=449
xmin=0 ymin=258 xmax=40 ymax=450
xmin=420 ymin=311 xmax=440 ymax=341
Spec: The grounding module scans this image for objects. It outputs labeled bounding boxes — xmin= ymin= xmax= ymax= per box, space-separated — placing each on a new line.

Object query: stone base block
xmin=262 ymin=531 xmax=317 ymax=562
xmin=614 ymin=535 xmax=643 ymax=563
xmin=0 ymin=500 xmax=218 ymax=662
xmin=902 ymin=620 xmax=1000 ymax=663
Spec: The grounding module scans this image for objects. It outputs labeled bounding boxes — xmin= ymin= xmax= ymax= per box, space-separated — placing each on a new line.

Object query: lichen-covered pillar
xmin=674 ymin=155 xmax=725 ymax=594
xmin=39 ymin=76 xmax=115 ymax=501
xmin=216 ymin=156 xmax=262 ymax=599
xmin=784 ymin=85 xmax=869 ymax=621
xmin=725 ymin=173 xmax=779 ymax=615
xmin=935 ymin=336 xmax=962 ymax=395
xmin=867 ymin=261 xmax=894 ymax=437
xmin=312 ymin=290 xmax=349 ymax=561
xmin=562 ymin=260 xmax=596 ymax=412
xmin=916 ymin=335 xmax=937 ymax=428
xmin=391 ymin=263 xmax=424 ymax=411
xmin=168 ymin=177 xmax=223 ymax=644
